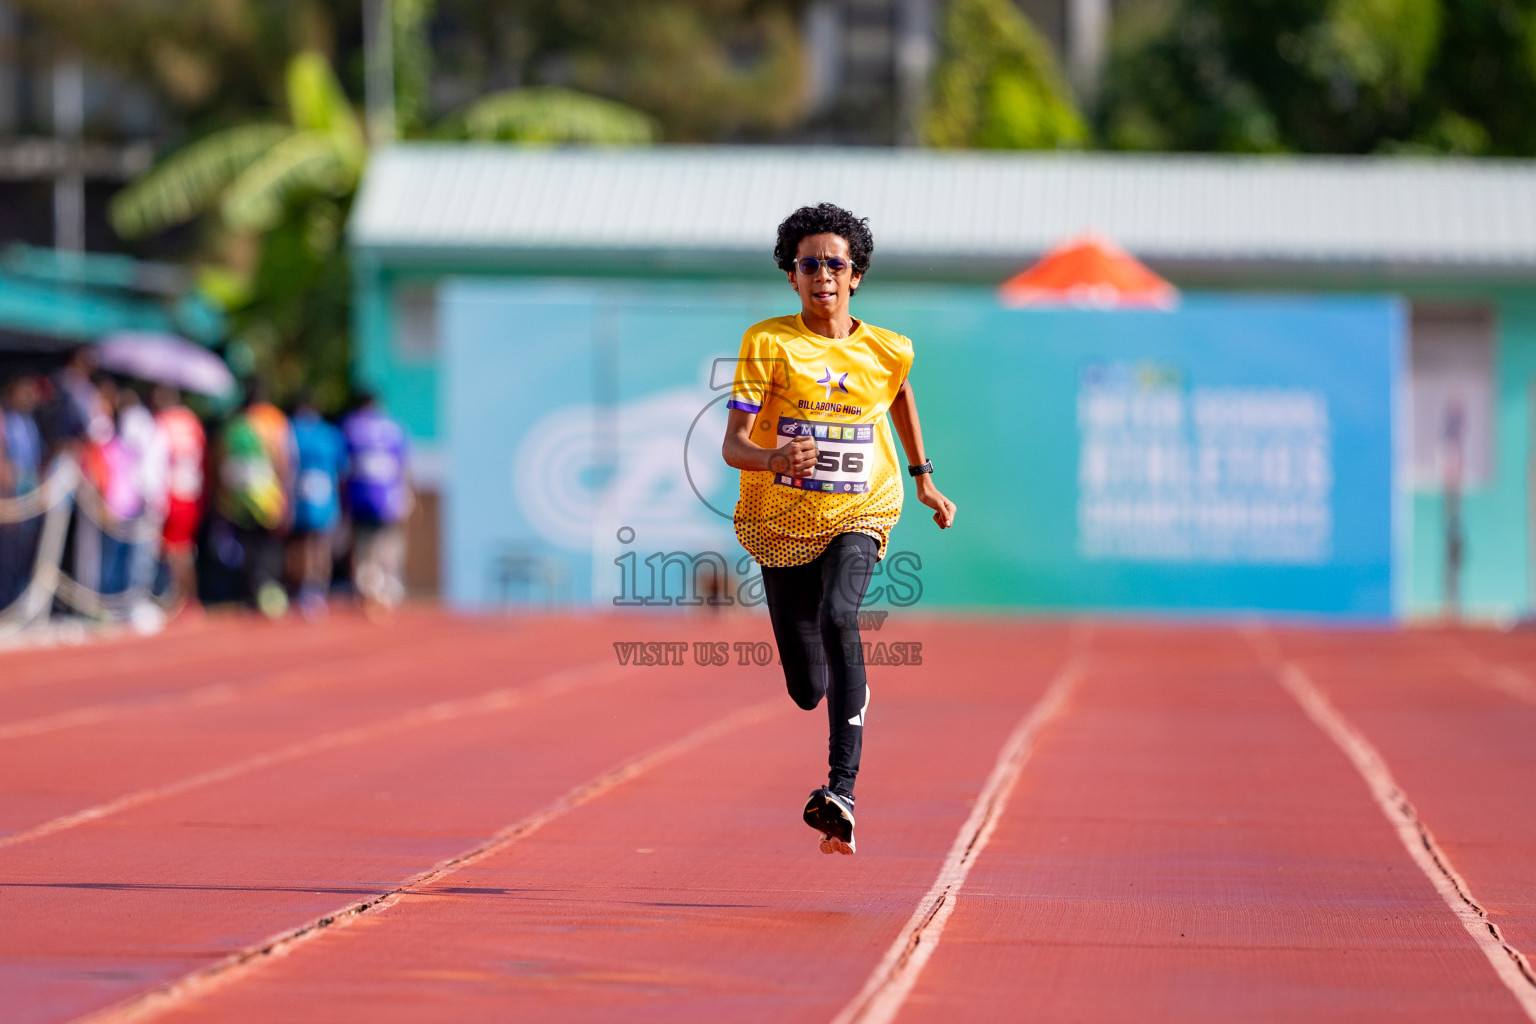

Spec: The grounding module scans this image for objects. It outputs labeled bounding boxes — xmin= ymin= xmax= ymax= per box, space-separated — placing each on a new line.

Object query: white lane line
xmin=829 ymin=660 xmax=1083 ymax=1024
xmin=0 ymin=622 xmax=350 ymax=691
xmin=1438 ymin=638 xmax=1536 ymax=707
xmin=1473 ymin=663 xmax=1536 ymax=706
xmin=1276 ymin=660 xmax=1536 ymax=1020
xmin=0 ymin=660 xmax=625 ymax=850
xmin=78 ymin=698 xmax=785 ymax=1024
xmin=0 ymin=682 xmax=243 ymax=741
xmin=0 ymin=628 xmax=535 ymax=742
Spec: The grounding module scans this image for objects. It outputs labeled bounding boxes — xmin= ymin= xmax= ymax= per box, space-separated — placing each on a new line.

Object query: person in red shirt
xmin=152 ymin=385 xmax=205 ymax=617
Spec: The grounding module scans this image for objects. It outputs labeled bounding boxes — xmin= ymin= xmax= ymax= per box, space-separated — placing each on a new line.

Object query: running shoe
xmin=804 ymin=787 xmax=856 ymax=855
xmin=256 ymin=582 xmax=289 ymax=619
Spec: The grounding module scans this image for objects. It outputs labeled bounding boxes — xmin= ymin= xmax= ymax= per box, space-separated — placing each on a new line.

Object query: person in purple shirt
xmin=341 ymin=392 xmax=411 ymax=616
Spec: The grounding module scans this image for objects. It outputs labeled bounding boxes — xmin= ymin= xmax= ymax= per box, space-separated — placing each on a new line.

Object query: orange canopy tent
xmin=998 ymin=233 xmax=1178 ymax=310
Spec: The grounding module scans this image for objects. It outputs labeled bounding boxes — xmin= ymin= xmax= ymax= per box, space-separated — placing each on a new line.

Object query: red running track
xmin=1 ymin=611 xmax=1534 ymax=1022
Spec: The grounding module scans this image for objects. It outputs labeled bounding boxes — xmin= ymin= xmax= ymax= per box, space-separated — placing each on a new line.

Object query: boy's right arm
xmin=721 ymin=408 xmax=816 ymax=477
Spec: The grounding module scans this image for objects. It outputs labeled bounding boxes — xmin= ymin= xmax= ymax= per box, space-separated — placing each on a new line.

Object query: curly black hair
xmin=773 ymin=203 xmax=874 ymax=282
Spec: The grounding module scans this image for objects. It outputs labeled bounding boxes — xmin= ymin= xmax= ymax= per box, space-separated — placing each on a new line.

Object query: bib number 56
xmin=816 ymin=450 xmax=864 ymax=474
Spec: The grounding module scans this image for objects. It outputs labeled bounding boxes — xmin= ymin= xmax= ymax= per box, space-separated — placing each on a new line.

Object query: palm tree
xmin=112 ymin=54 xmax=367 ymax=242
xmin=447 ymin=87 xmax=659 ymax=144
xmin=110 ymin=52 xmax=656 ymax=404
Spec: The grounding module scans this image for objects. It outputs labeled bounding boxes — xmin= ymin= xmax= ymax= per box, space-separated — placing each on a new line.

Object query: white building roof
xmin=351 ymin=145 xmax=1536 ymax=279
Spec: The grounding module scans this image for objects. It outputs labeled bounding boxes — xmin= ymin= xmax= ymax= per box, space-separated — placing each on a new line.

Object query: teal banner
xmin=441 ymin=280 xmax=1400 ymax=617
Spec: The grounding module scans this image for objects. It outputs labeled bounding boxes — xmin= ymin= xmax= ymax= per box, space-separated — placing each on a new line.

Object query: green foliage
xmin=1100 ymin=0 xmax=1536 ymax=154
xmin=286 ymin=51 xmax=365 ymax=151
xmin=110 ymin=123 xmax=294 ymax=239
xmin=1306 ymin=0 xmax=1442 ymax=94
xmin=233 ymin=198 xmax=356 ymax=409
xmin=220 ymin=131 xmax=358 ymax=234
xmin=474 ymin=0 xmax=806 ymax=141
xmin=1423 ymin=0 xmax=1536 ymax=154
xmin=925 ymin=0 xmax=1087 ymax=149
xmin=63 ymin=0 xmax=804 ymax=405
xmin=20 ymin=0 xmax=810 ymax=144
xmin=448 ymin=87 xmax=659 ymax=144
xmin=108 ymin=52 xmax=367 ymax=402
xmin=114 ymin=45 xmax=658 ymax=403
xmin=392 ymin=0 xmax=437 ymax=137
xmin=111 ymin=54 xmax=364 ymax=243
xmin=8 ymin=0 xmax=339 ymax=124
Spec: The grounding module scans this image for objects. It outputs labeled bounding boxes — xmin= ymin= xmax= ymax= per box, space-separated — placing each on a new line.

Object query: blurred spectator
xmin=117 ymin=387 xmax=169 ymax=609
xmin=246 ymin=384 xmax=296 ymax=497
xmin=342 ymin=393 xmax=411 ymax=616
xmin=35 ymin=351 xmax=89 ymax=457
xmin=56 ymin=351 xmax=112 ymax=449
xmin=92 ymin=378 xmax=146 ymax=598
xmin=0 ymin=385 xmax=17 ymax=608
xmin=119 ymin=388 xmax=169 ymax=519
xmin=0 ymin=403 xmax=10 ymax=497
xmin=3 ymin=378 xmax=43 ymax=498
xmin=287 ymin=394 xmax=346 ymax=619
xmin=152 ymin=385 xmax=205 ymax=617
xmin=72 ymin=374 xmax=124 ymax=598
xmin=25 ymin=355 xmax=98 ymax=604
xmin=1 ymin=377 xmax=46 ymax=608
xmin=217 ymin=382 xmax=294 ymax=619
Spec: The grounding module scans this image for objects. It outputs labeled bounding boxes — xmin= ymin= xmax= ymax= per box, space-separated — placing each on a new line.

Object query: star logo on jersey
xmin=816 ymin=367 xmax=850 ymax=401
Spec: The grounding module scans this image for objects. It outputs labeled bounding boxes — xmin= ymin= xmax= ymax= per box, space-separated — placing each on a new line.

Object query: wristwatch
xmin=908 ymin=460 xmax=934 ymax=477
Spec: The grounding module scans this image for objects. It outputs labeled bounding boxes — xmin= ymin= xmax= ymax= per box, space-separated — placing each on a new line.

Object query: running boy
xmin=722 ymin=203 xmax=956 ymax=856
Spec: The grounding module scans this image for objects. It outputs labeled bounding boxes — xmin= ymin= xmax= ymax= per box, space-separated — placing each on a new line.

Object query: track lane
xmin=120 ymin=622 xmax=1077 ymax=1023
xmin=8 ymin=616 xmax=1532 ymax=1023
xmin=833 ymin=658 xmax=1084 ymax=1024
xmin=0 ymin=620 xmax=781 ymax=1024
xmin=0 ymin=613 xmax=379 ymax=700
xmin=0 ymin=618 xmax=599 ymax=838
xmin=0 ymin=611 xmax=534 ymax=732
xmin=892 ymin=625 xmax=1531 ymax=1023
xmin=1273 ymin=659 xmax=1536 ymax=1016
xmin=0 ymin=617 xmax=530 ymax=743
xmin=0 ymin=659 xmax=622 ymax=851
xmin=86 ymin=699 xmax=790 ymax=1024
xmin=1264 ymin=628 xmax=1536 ymax=976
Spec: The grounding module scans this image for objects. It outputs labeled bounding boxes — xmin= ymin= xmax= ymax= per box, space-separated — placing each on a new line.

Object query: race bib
xmin=168 ymin=457 xmax=203 ymax=500
xmin=356 ymin=449 xmax=400 ymax=482
xmin=774 ymin=416 xmax=875 ymax=494
xmin=299 ymin=468 xmax=335 ymax=507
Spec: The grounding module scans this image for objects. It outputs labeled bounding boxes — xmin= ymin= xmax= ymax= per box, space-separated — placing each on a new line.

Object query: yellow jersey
xmin=730 ymin=313 xmax=914 ymax=567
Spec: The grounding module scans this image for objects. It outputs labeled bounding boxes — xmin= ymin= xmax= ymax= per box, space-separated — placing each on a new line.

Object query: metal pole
xmin=802 ymin=2 xmax=843 ymax=117
xmin=1442 ymin=402 xmax=1465 ymax=621
xmin=895 ymin=0 xmax=934 ymax=146
xmin=0 ymin=5 xmax=18 ymax=135
xmin=1066 ymin=0 xmax=1109 ymax=108
xmin=52 ymin=51 xmax=84 ymax=252
xmin=363 ymin=0 xmax=396 ymax=146
xmin=1528 ymin=380 xmax=1535 ymax=621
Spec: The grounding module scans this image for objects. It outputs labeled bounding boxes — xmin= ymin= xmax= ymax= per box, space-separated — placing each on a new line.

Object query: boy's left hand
xmin=916 ymin=476 xmax=956 ymax=529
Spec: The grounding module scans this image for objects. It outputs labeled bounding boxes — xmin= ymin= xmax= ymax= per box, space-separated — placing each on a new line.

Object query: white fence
xmin=0 ymin=455 xmax=167 ymax=637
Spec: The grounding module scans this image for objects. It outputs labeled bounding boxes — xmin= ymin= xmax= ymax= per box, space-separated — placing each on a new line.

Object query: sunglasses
xmin=796 ymin=256 xmax=851 ymax=275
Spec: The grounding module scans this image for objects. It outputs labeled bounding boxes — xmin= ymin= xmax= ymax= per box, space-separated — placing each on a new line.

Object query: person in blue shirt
xmin=287 ymin=393 xmax=346 ymax=618
xmin=2 ymin=376 xmax=42 ymax=496
xmin=341 ymin=393 xmax=411 ymax=616
xmin=1 ymin=376 xmax=45 ymax=610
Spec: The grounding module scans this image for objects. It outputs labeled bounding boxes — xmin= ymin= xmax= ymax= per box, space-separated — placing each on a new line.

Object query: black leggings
xmin=760 ymin=532 xmax=878 ymax=799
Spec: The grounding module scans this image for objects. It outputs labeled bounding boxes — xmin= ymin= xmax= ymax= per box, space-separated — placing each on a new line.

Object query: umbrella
xmin=999 ymin=233 xmax=1178 ymax=310
xmin=94 ymin=331 xmax=236 ymax=397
